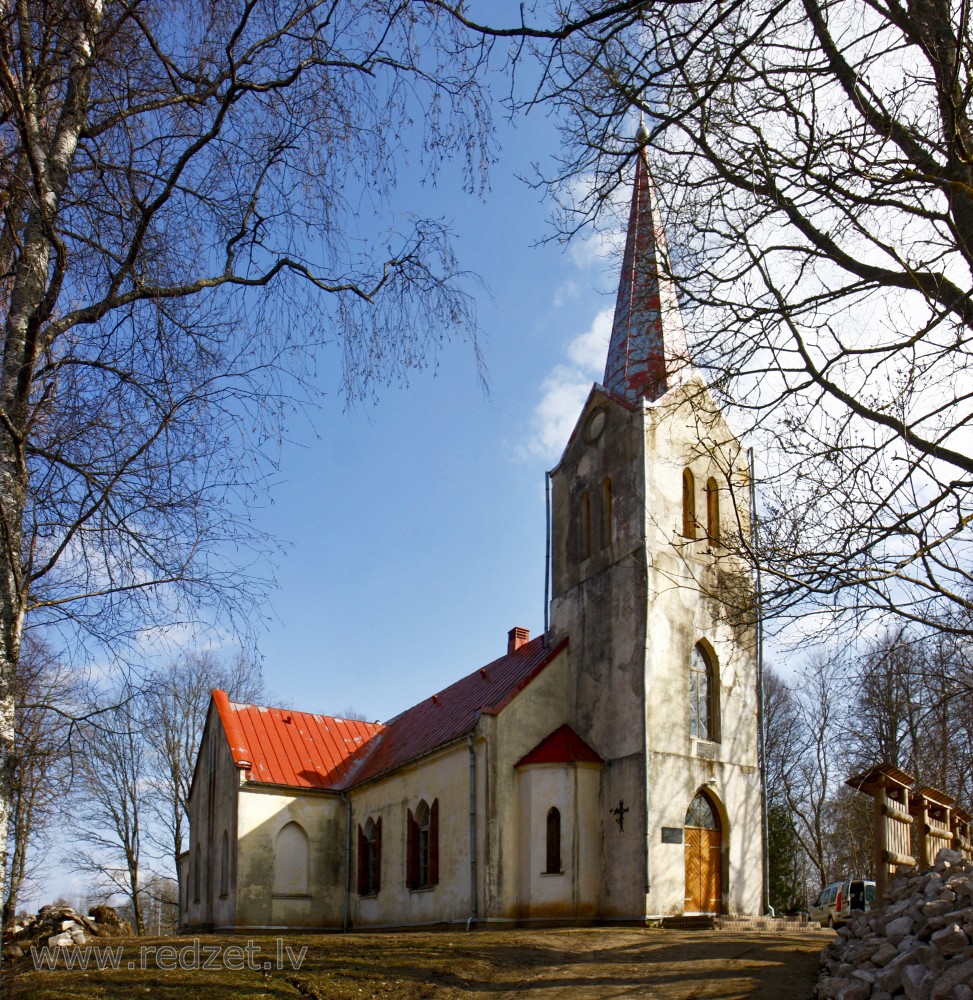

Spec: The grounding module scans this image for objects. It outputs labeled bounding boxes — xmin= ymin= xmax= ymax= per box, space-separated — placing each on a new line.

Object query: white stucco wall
xmin=235 ymin=784 xmax=345 ymax=929
xmin=516 ymin=762 xmax=602 ymax=920
xmin=484 ymin=647 xmax=572 ymax=921
xmin=183 ymin=702 xmax=241 ymax=930
xmin=347 ymin=741 xmax=475 ymax=929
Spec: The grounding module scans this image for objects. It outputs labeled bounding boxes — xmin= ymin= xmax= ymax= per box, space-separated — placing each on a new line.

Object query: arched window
xmin=580 ymin=491 xmax=592 ymax=559
xmin=600 ymin=477 xmax=613 ymax=548
xmin=273 ymin=821 xmax=310 ymax=895
xmin=193 ymin=842 xmax=201 ymax=903
xmin=545 ymin=807 xmax=562 ymax=874
xmin=682 ymin=469 xmax=697 ymax=538
xmin=690 ymin=643 xmax=718 ymax=742
xmin=358 ymin=816 xmax=382 ymax=895
xmin=706 ymin=477 xmax=720 ymax=543
xmin=407 ymin=799 xmax=439 ymax=889
xmin=219 ymin=830 xmax=229 ymax=898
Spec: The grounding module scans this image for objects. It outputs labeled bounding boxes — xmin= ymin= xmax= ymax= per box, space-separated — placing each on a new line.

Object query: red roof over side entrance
xmin=514 ymin=724 xmax=603 ymax=768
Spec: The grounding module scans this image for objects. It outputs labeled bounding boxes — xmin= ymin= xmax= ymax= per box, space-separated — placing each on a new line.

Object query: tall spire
xmin=603 ymin=134 xmax=691 ymax=402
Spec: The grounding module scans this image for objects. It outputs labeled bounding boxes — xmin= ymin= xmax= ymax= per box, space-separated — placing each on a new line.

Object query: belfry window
xmin=545 ymin=807 xmax=562 ymax=874
xmin=690 ymin=643 xmax=718 ymax=742
xmin=601 ymin=477 xmax=613 ymax=548
xmin=580 ymin=491 xmax=592 ymax=559
xmin=706 ymin=477 xmax=720 ymax=543
xmin=682 ymin=469 xmax=697 ymax=538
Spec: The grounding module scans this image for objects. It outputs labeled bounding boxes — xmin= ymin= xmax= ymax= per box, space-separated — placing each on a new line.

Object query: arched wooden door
xmin=684 ymin=791 xmax=723 ymax=914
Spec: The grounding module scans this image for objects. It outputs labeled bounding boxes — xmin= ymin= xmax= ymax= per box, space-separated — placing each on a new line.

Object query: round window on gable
xmin=583 ymin=407 xmax=606 ymax=443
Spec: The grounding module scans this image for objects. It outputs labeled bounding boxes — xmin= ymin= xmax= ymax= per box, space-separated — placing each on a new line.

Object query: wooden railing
xmin=846 ymin=765 xmax=973 ymax=898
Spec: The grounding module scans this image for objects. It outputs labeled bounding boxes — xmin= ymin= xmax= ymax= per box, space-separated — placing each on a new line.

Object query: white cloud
xmin=520 ymin=307 xmax=614 ymax=462
xmin=552 ymin=279 xmax=579 ymax=308
xmin=566 ymin=307 xmax=613 ymax=373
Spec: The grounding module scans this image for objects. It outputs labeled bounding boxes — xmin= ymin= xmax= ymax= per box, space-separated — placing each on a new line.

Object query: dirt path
xmin=13 ymin=925 xmax=828 ymax=999
xmin=434 ymin=928 xmax=826 ymax=1000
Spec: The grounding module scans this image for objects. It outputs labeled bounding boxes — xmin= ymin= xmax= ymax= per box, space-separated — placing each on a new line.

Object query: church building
xmin=180 ymin=138 xmax=765 ymax=931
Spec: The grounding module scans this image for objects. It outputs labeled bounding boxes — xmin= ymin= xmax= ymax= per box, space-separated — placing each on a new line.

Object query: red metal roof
xmin=348 ymin=635 xmax=567 ymax=786
xmin=515 ymin=724 xmax=603 ymax=768
xmin=211 ymin=635 xmax=568 ymax=791
xmin=212 ymin=689 xmax=384 ymax=790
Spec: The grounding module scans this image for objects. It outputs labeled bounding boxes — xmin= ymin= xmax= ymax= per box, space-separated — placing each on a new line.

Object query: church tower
xmin=548 ymin=136 xmax=763 ymax=919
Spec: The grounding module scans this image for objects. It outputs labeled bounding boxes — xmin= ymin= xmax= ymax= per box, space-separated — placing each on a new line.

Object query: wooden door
xmin=685 ymin=793 xmax=723 ymax=914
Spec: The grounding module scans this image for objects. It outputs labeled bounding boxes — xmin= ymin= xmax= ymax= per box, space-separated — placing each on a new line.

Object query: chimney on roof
xmin=508 ymin=627 xmax=530 ymax=654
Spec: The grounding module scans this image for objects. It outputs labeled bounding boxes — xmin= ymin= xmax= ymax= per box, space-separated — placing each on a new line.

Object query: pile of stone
xmin=817 ymin=849 xmax=973 ymax=1000
xmin=3 ymin=903 xmax=132 ymax=960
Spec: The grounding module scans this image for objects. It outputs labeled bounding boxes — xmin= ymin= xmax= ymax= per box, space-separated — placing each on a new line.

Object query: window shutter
xmin=406 ymin=809 xmax=418 ymax=889
xmin=357 ymin=824 xmax=367 ymax=895
xmin=429 ymin=798 xmax=440 ymax=885
xmin=374 ymin=817 xmax=382 ymax=894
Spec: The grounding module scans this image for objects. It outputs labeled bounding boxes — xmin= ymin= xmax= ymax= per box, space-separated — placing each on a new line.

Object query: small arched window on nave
xmin=274 ymin=821 xmax=310 ymax=895
xmin=546 ymin=807 xmax=562 ymax=874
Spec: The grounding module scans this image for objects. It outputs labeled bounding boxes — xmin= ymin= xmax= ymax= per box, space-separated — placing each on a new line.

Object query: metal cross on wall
xmin=611 ymin=800 xmax=629 ymax=832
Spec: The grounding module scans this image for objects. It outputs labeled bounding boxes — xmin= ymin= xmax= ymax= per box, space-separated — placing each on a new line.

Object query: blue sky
xmin=246 ymin=107 xmax=624 ymax=722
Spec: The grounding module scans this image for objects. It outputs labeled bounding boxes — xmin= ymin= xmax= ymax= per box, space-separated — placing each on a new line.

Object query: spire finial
xmin=635 ymin=119 xmax=650 ymax=146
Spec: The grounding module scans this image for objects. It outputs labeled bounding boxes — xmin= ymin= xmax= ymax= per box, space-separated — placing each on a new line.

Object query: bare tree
xmin=4 ymin=635 xmax=76 ymax=924
xmin=440 ymin=0 xmax=973 ymax=638
xmin=141 ymin=648 xmax=262 ymax=876
xmin=0 ymin=0 xmax=493 ymax=931
xmin=781 ymin=655 xmax=846 ymax=889
xmin=74 ymin=683 xmax=149 ymax=935
xmin=762 ymin=665 xmax=808 ymax=911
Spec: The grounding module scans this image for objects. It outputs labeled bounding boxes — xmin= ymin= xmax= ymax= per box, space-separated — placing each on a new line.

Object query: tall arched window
xmin=193 ymin=842 xmax=201 ymax=903
xmin=545 ymin=807 xmax=562 ymax=874
xmin=705 ymin=477 xmax=720 ymax=543
xmin=219 ymin=830 xmax=229 ymax=898
xmin=682 ymin=469 xmax=697 ymax=538
xmin=690 ymin=643 xmax=718 ymax=742
xmin=407 ymin=799 xmax=439 ymax=888
xmin=600 ymin=477 xmax=613 ymax=548
xmin=358 ymin=817 xmax=382 ymax=895
xmin=273 ymin=821 xmax=310 ymax=895
xmin=580 ymin=491 xmax=592 ymax=559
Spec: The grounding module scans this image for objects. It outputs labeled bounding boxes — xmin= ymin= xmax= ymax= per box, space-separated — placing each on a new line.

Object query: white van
xmin=809 ymin=879 xmax=877 ymax=927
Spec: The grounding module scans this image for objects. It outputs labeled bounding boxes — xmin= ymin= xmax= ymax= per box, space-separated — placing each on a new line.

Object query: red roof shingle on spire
xmin=603 ymin=143 xmax=691 ymax=403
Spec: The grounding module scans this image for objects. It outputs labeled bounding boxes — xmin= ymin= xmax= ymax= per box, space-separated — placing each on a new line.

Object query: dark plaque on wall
xmin=661 ymin=827 xmax=683 ymax=844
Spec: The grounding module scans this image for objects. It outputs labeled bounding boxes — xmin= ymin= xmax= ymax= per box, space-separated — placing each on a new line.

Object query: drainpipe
xmin=341 ymin=791 xmax=352 ymax=932
xmin=466 ymin=735 xmax=478 ymax=930
xmin=544 ymin=470 xmax=552 ymax=646
xmin=748 ymin=447 xmax=773 ymax=916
